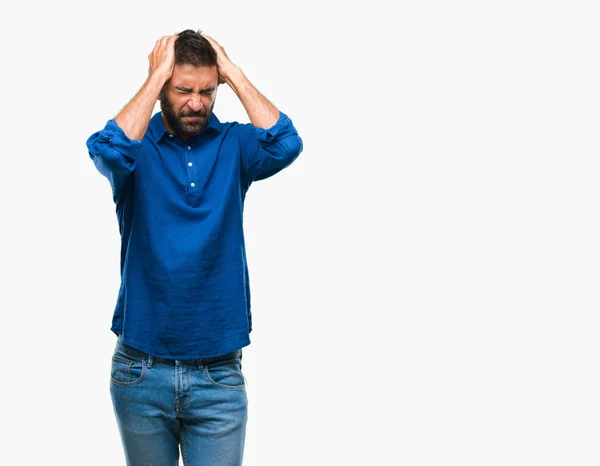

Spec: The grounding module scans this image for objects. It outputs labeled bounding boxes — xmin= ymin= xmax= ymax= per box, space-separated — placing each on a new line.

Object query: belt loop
xmin=147 ymin=354 xmax=153 ymax=369
xmin=197 ymin=358 xmax=203 ymax=370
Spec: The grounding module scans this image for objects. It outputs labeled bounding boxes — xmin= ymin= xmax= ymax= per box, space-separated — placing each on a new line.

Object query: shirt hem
xmin=112 ymin=330 xmax=251 ymax=360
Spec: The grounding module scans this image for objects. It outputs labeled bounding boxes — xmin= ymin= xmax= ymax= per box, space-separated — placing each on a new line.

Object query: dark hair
xmin=174 ymin=29 xmax=217 ymax=67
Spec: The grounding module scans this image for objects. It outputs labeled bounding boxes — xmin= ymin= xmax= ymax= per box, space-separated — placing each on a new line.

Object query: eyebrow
xmin=174 ymin=86 xmax=216 ymax=93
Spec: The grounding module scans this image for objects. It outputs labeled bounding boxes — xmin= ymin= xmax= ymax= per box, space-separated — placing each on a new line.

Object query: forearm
xmin=224 ymin=67 xmax=280 ymax=130
xmin=115 ymin=73 xmax=166 ymax=140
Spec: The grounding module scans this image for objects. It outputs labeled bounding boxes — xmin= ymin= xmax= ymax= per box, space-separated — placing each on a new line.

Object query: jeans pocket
xmin=204 ymin=357 xmax=245 ymax=390
xmin=110 ymin=354 xmax=145 ymax=387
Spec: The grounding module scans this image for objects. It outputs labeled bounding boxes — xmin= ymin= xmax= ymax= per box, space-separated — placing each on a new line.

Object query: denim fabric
xmin=110 ymin=337 xmax=247 ymax=465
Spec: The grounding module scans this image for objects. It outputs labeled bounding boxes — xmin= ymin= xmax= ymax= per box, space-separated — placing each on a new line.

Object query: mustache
xmin=180 ymin=109 xmax=208 ymax=118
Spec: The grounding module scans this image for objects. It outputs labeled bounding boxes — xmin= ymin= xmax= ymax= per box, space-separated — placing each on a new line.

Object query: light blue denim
xmin=110 ymin=337 xmax=247 ymax=465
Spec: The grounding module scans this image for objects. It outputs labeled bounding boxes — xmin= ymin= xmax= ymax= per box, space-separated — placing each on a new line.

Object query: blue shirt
xmin=86 ymin=111 xmax=303 ymax=358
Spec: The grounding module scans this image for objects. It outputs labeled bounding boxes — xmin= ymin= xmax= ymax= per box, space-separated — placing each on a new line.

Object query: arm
xmin=115 ymin=35 xmax=178 ymax=140
xmin=202 ymin=34 xmax=303 ymax=184
xmin=86 ymin=36 xmax=177 ymax=201
xmin=202 ymin=34 xmax=279 ymax=129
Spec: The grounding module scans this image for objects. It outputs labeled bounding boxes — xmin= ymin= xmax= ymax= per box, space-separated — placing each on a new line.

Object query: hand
xmin=201 ymin=33 xmax=237 ymax=84
xmin=148 ymin=35 xmax=178 ymax=82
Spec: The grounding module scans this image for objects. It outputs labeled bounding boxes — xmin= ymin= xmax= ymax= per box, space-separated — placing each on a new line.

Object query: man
xmin=86 ymin=29 xmax=302 ymax=465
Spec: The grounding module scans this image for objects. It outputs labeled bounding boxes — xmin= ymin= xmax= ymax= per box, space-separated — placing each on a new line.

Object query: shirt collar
xmin=148 ymin=112 xmax=223 ymax=143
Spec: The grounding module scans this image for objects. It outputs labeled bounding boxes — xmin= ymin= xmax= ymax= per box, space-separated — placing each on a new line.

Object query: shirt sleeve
xmin=239 ymin=111 xmax=303 ymax=185
xmin=86 ymin=119 xmax=141 ymax=202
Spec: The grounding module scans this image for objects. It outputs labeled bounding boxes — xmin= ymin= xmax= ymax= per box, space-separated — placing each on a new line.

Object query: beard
xmin=160 ymin=92 xmax=215 ymax=139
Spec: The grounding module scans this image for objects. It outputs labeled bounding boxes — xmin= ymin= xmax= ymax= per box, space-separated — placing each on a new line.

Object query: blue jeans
xmin=110 ymin=337 xmax=248 ymax=465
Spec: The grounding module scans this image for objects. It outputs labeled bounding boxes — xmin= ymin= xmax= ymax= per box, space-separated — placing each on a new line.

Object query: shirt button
xmin=188 ymin=162 xmax=193 ymax=167
xmin=190 ymin=182 xmax=195 ymax=187
xmin=187 ymin=146 xmax=191 ymax=150
xmin=169 ymin=134 xmax=173 ymax=138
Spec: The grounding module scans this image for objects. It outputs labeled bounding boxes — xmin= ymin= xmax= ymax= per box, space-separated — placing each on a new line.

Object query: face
xmin=160 ymin=63 xmax=219 ymax=140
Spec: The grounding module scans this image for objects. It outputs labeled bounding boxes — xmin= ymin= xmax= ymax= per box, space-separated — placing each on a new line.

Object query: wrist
xmin=221 ymin=65 xmax=243 ymax=86
xmin=149 ymin=66 xmax=172 ymax=83
xmin=145 ymin=71 xmax=170 ymax=95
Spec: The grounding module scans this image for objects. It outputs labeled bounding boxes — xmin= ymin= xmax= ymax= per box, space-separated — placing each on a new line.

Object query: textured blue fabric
xmin=87 ymin=111 xmax=303 ymax=358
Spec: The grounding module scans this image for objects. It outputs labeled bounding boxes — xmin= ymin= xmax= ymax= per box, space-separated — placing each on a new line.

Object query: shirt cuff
xmin=254 ymin=111 xmax=296 ymax=143
xmin=100 ymin=119 xmax=142 ymax=155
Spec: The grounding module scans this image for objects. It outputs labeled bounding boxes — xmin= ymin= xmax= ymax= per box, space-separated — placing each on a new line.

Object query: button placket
xmin=186 ymin=145 xmax=198 ymax=194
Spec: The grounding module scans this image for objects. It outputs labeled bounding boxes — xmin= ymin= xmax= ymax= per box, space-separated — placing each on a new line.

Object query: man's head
xmin=160 ymin=29 xmax=219 ymax=140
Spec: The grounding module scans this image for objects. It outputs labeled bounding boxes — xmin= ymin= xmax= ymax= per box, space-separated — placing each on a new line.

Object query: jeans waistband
xmin=115 ymin=337 xmax=242 ymax=367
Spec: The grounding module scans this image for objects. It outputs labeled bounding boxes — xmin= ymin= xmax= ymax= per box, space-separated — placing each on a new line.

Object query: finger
xmin=201 ymin=33 xmax=216 ymax=44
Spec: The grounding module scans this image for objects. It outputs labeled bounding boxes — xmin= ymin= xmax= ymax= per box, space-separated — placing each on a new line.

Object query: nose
xmin=186 ymin=94 xmax=204 ymax=112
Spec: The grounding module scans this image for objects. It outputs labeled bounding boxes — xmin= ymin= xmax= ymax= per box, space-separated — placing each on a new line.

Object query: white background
xmin=2 ymin=0 xmax=599 ymax=464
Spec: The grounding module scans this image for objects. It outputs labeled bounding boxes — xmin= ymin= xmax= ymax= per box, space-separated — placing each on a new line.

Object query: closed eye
xmin=173 ymin=86 xmax=192 ymax=94
xmin=173 ymin=86 xmax=215 ymax=97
